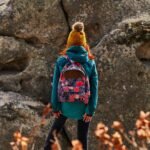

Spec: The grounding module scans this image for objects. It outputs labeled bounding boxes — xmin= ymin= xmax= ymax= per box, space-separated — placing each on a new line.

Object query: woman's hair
xmin=59 ymin=22 xmax=95 ymax=60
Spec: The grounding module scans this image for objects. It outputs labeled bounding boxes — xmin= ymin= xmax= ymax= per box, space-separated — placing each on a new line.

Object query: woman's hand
xmin=53 ymin=111 xmax=61 ymax=118
xmin=83 ymin=113 xmax=92 ymax=122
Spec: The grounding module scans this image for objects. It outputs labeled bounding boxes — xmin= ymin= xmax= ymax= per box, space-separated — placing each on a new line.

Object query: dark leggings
xmin=44 ymin=114 xmax=90 ymax=150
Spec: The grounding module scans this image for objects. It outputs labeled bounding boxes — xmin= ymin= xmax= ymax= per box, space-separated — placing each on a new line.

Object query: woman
xmin=44 ymin=22 xmax=99 ymax=150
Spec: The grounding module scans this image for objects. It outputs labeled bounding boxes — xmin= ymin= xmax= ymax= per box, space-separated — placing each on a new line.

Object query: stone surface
xmin=88 ymin=16 xmax=150 ymax=149
xmin=0 ymin=0 xmax=68 ymax=47
xmin=62 ymin=0 xmax=150 ymax=47
xmin=0 ymin=91 xmax=54 ymax=150
xmin=0 ymin=0 xmax=150 ymax=149
xmin=0 ymin=36 xmax=50 ymax=102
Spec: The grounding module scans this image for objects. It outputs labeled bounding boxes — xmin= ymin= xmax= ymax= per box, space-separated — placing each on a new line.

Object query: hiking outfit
xmin=44 ymin=22 xmax=99 ymax=150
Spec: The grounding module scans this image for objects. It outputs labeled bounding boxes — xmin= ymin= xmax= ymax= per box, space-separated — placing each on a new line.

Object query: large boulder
xmin=62 ymin=0 xmax=150 ymax=46
xmin=0 ymin=0 xmax=70 ymax=103
xmin=0 ymin=0 xmax=68 ymax=47
xmin=0 ymin=91 xmax=53 ymax=150
xmin=0 ymin=36 xmax=50 ymax=102
xmin=88 ymin=16 xmax=150 ymax=149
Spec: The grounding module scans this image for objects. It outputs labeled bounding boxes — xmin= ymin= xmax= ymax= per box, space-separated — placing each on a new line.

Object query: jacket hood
xmin=66 ymin=46 xmax=89 ymax=63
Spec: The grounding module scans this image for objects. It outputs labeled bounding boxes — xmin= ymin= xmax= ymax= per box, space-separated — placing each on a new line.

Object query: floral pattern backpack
xmin=57 ymin=55 xmax=90 ymax=104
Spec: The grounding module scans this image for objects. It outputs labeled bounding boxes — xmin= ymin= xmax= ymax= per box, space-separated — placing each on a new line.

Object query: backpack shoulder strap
xmin=63 ymin=55 xmax=74 ymax=63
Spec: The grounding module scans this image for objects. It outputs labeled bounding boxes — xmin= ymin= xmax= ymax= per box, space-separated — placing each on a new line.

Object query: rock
xmin=88 ymin=16 xmax=150 ymax=150
xmin=0 ymin=36 xmax=50 ymax=102
xmin=0 ymin=91 xmax=54 ymax=150
xmin=62 ymin=0 xmax=150 ymax=47
xmin=0 ymin=0 xmax=68 ymax=47
xmin=0 ymin=0 xmax=150 ymax=149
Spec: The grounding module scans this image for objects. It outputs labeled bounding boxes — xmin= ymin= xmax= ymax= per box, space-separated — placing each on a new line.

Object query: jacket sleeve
xmin=85 ymin=61 xmax=99 ymax=116
xmin=50 ymin=61 xmax=61 ymax=112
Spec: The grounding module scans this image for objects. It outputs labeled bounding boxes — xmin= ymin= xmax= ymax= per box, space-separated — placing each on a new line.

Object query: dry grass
xmin=10 ymin=105 xmax=149 ymax=150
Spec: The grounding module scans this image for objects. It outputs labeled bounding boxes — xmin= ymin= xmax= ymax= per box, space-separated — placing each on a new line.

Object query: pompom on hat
xmin=67 ymin=22 xmax=87 ymax=47
xmin=60 ymin=21 xmax=94 ymax=59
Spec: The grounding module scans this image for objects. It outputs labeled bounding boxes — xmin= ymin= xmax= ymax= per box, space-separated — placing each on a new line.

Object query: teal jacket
xmin=51 ymin=46 xmax=99 ymax=120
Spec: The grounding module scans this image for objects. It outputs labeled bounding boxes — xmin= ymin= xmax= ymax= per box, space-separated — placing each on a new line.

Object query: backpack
xmin=57 ymin=55 xmax=90 ymax=104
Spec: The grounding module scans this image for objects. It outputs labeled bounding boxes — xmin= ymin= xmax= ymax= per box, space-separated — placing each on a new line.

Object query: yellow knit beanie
xmin=66 ymin=22 xmax=87 ymax=47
